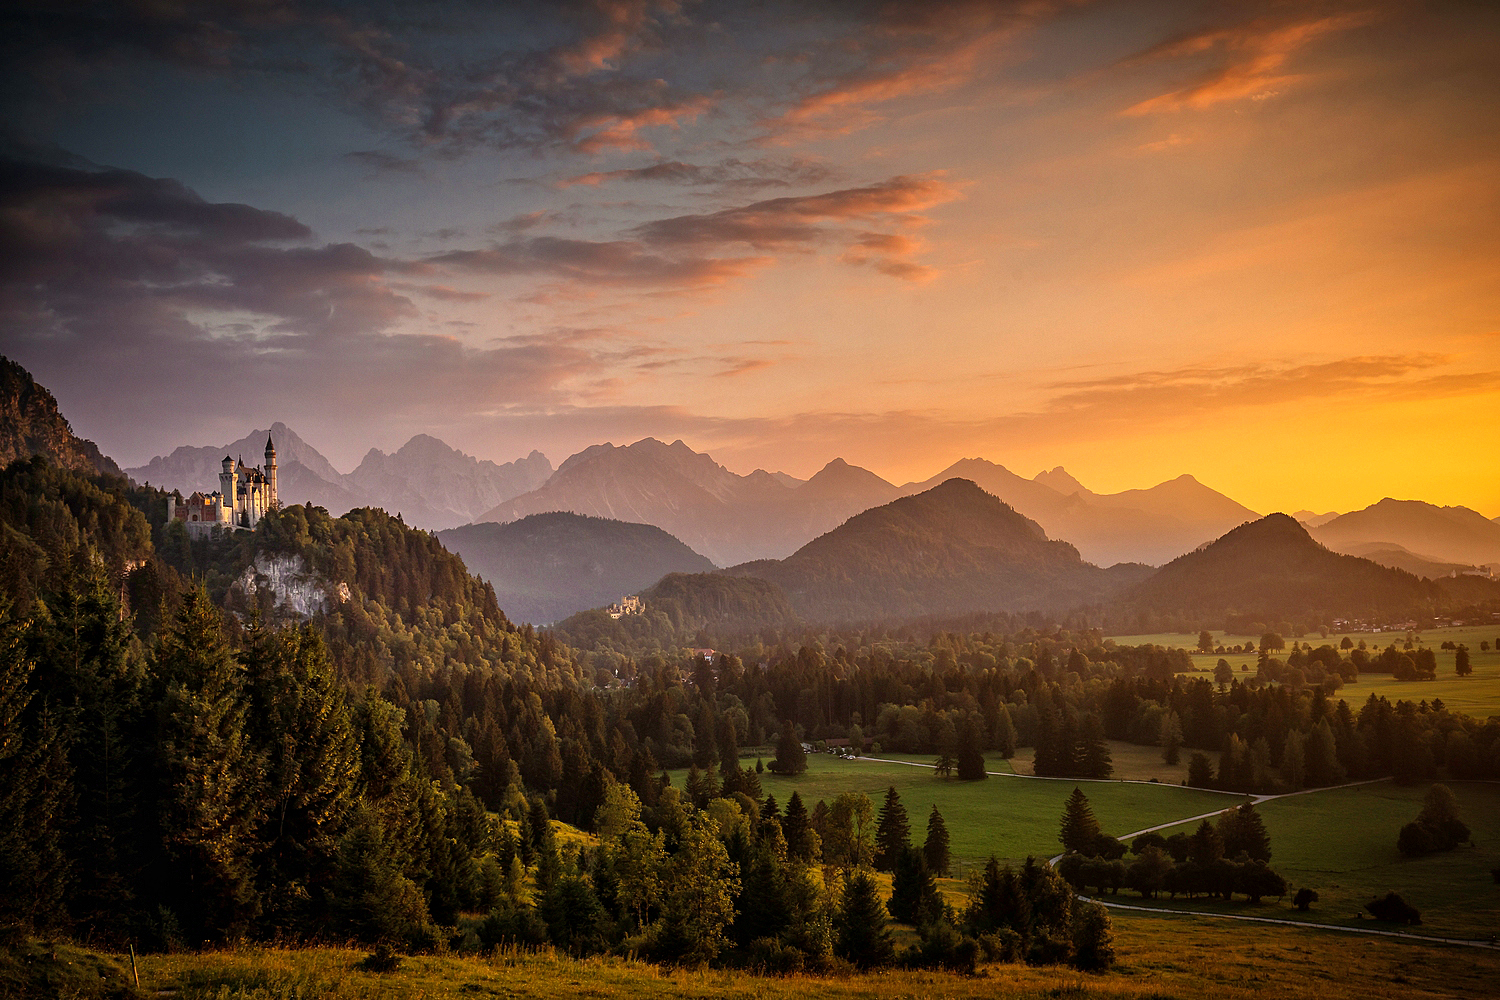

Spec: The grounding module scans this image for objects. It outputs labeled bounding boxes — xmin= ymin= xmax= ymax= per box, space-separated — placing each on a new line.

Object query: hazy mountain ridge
xmin=438 ymin=512 xmax=714 ymax=625
xmin=1 ymin=356 xmax=123 ymax=477
xmin=477 ymin=438 xmax=899 ymax=565
xmin=1311 ymin=498 xmax=1500 ymax=566
xmin=899 ymin=460 xmax=1258 ymax=566
xmin=350 ymin=436 xmax=552 ymax=530
xmin=721 ymin=478 xmax=1151 ymax=623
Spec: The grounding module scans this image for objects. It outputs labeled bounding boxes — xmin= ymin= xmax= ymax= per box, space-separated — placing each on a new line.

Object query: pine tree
xmin=887 ymin=845 xmax=942 ymax=925
xmin=923 ymin=805 xmax=951 ymax=876
xmin=0 ymin=613 xmax=72 ymax=935
xmin=956 ymin=718 xmax=987 ymax=781
xmin=1059 ymin=787 xmax=1102 ymax=854
xmin=770 ymin=720 xmax=806 ymax=775
xmin=1079 ymin=714 xmax=1112 ymax=779
xmin=150 ymin=587 xmax=262 ymax=943
xmin=782 ymin=791 xmax=816 ymax=862
xmin=835 ymin=869 xmax=893 ymax=967
xmin=1219 ymin=800 xmax=1271 ymax=862
xmin=995 ymin=704 xmax=1018 ymax=758
xmin=873 ymin=785 xmax=910 ymax=872
xmin=1160 ymin=711 xmax=1183 ymax=766
xmin=1189 ymin=819 xmax=1223 ymax=863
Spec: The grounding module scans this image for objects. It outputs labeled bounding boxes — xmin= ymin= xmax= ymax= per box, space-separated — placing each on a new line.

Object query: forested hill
xmin=438 ymin=512 xmax=716 ymax=625
xmin=0 ymin=356 xmax=122 ymax=477
xmin=1124 ymin=513 xmax=1443 ymax=624
xmin=725 ymin=478 xmax=1148 ymax=623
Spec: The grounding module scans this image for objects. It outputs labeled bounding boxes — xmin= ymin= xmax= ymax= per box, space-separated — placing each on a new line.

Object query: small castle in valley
xmin=167 ymin=437 xmax=279 ymax=538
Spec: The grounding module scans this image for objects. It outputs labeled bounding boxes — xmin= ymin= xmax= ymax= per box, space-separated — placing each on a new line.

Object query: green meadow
xmin=1143 ymin=779 xmax=1500 ymax=941
xmin=679 ymin=753 xmax=1238 ymax=873
xmin=1107 ymin=625 xmax=1500 ymax=717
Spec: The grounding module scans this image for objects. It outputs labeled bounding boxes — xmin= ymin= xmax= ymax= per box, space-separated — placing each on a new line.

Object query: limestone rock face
xmin=230 ymin=552 xmax=348 ymax=619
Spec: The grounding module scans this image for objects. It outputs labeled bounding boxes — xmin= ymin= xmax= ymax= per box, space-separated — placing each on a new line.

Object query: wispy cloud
xmin=1121 ymin=11 xmax=1372 ymax=115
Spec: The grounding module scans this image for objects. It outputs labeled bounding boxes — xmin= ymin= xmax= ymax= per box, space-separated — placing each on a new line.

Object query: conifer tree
xmin=770 ymin=720 xmax=806 ymax=775
xmin=1059 ymin=787 xmax=1102 ymax=855
xmin=995 ymin=704 xmax=1018 ymax=758
xmin=1160 ymin=711 xmax=1183 ymax=765
xmin=1079 ymin=714 xmax=1112 ymax=779
xmin=782 ymin=791 xmax=816 ymax=863
xmin=887 ymin=845 xmax=942 ymax=924
xmin=956 ymin=718 xmax=987 ymax=780
xmin=1188 ymin=819 xmax=1223 ymax=863
xmin=1218 ymin=800 xmax=1271 ymax=862
xmin=873 ymin=785 xmax=910 ymax=872
xmin=923 ymin=805 xmax=951 ymax=876
xmin=150 ymin=587 xmax=262 ymax=942
xmin=835 ymin=869 xmax=893 ymax=967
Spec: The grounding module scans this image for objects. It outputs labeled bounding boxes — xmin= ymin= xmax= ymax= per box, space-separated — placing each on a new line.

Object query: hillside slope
xmin=0 ymin=356 xmax=123 ymax=476
xmin=438 ymin=512 xmax=714 ymax=624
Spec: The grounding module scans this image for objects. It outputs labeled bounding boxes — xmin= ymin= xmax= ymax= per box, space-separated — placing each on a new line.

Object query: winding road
xmin=851 ymin=755 xmax=1500 ymax=950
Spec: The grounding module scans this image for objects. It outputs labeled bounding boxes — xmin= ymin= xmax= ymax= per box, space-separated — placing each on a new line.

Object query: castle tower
xmin=264 ymin=435 xmax=278 ymax=510
xmin=219 ymin=455 xmax=235 ymax=517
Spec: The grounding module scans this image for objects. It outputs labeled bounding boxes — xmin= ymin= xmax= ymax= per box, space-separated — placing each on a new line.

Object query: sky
xmin=1 ymin=0 xmax=1497 ymax=516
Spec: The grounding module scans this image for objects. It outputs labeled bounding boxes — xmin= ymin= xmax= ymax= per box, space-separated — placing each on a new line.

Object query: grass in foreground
xmin=18 ymin=915 xmax=1499 ymax=1000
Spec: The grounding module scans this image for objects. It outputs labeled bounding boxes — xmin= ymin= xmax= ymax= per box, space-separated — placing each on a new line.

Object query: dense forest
xmin=3 ymin=455 xmax=1497 ymax=973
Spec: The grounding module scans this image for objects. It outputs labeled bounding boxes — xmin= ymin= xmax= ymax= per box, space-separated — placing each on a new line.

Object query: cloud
xmin=343 ymin=150 xmax=426 ymax=176
xmin=1121 ymin=12 xmax=1372 ymax=115
xmin=557 ymin=156 xmax=836 ymax=190
xmin=428 ymin=236 xmax=770 ymax=288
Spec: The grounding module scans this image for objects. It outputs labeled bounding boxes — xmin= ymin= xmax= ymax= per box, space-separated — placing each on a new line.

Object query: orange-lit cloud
xmin=1123 ymin=11 xmax=1372 ymax=115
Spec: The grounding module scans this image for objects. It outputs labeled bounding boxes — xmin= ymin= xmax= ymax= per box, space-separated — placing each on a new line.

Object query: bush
xmin=746 ymin=937 xmax=806 ymax=975
xmin=357 ymin=944 xmax=402 ymax=972
xmin=1131 ymin=832 xmax=1167 ymax=855
xmin=976 ymin=929 xmax=1023 ymax=963
xmin=1365 ymin=892 xmax=1421 ymax=925
xmin=1293 ymin=888 xmax=1319 ymax=911
xmin=476 ymin=899 xmax=549 ymax=950
xmin=1071 ymin=901 xmax=1115 ymax=972
xmin=902 ymin=921 xmax=978 ymax=973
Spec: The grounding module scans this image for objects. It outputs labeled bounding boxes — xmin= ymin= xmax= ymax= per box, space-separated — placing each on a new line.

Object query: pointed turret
xmin=264 ymin=435 xmax=278 ymax=510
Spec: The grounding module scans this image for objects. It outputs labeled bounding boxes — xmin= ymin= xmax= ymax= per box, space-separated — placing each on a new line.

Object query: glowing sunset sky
xmin=2 ymin=0 xmax=1497 ymax=515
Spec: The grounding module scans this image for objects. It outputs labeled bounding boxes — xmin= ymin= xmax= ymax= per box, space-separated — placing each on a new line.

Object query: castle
xmin=167 ymin=437 xmax=279 ymax=538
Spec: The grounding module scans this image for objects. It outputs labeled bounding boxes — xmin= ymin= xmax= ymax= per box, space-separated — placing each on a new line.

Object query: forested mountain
xmin=724 ymin=479 xmax=1150 ymax=623
xmin=0 ymin=356 xmax=122 ymax=477
xmin=1125 ymin=513 xmax=1443 ymax=625
xmin=900 ymin=460 xmax=1258 ymax=566
xmin=349 ymin=437 xmax=552 ymax=530
xmin=438 ymin=512 xmax=714 ymax=624
xmin=1311 ymin=498 xmax=1500 ymax=566
xmin=477 ymin=437 xmax=899 ymax=565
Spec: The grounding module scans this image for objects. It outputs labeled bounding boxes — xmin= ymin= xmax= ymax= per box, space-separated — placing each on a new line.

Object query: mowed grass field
xmin=31 ymin=916 xmax=1500 ymax=1000
xmin=1108 ymin=624 xmax=1500 ymax=717
xmin=1139 ymin=780 xmax=1500 ymax=941
xmin=678 ymin=754 xmax=1238 ymax=873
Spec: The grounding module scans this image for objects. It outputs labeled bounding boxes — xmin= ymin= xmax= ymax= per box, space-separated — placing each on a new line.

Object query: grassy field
xmin=1137 ymin=780 xmax=1500 ymax=940
xmin=680 ymin=754 xmax=1237 ymax=874
xmin=1008 ymin=739 xmax=1191 ymax=784
xmin=15 ymin=916 xmax=1500 ymax=1000
xmin=1107 ymin=624 xmax=1500 ymax=717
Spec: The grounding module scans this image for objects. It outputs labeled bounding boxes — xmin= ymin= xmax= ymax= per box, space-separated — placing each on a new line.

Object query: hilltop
xmin=438 ymin=512 xmax=714 ymax=625
xmin=725 ymin=478 xmax=1148 ymax=622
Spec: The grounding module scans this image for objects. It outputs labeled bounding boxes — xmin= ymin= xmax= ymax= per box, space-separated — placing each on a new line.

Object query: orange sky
xmin=5 ymin=0 xmax=1499 ymax=515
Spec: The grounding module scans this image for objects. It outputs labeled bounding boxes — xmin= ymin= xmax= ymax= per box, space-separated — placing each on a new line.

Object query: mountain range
xmin=476 ymin=438 xmax=900 ymax=566
xmin=126 ymin=423 xmax=552 ymax=530
xmin=437 ymin=512 xmax=714 ymax=624
xmin=1310 ymin=498 xmax=1500 ymax=568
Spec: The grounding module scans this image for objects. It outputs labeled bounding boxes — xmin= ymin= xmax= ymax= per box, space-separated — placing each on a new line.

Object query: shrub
xmin=1071 ymin=901 xmax=1115 ymax=972
xmin=1365 ymin=892 xmax=1421 ymax=925
xmin=1293 ymin=888 xmax=1319 ymax=911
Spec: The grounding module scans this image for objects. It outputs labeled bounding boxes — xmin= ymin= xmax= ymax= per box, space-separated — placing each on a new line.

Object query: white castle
xmin=167 ymin=437 xmax=279 ymax=538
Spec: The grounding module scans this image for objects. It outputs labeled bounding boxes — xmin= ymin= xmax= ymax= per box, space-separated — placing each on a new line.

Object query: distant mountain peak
xmin=1033 ymin=466 xmax=1089 ymax=496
